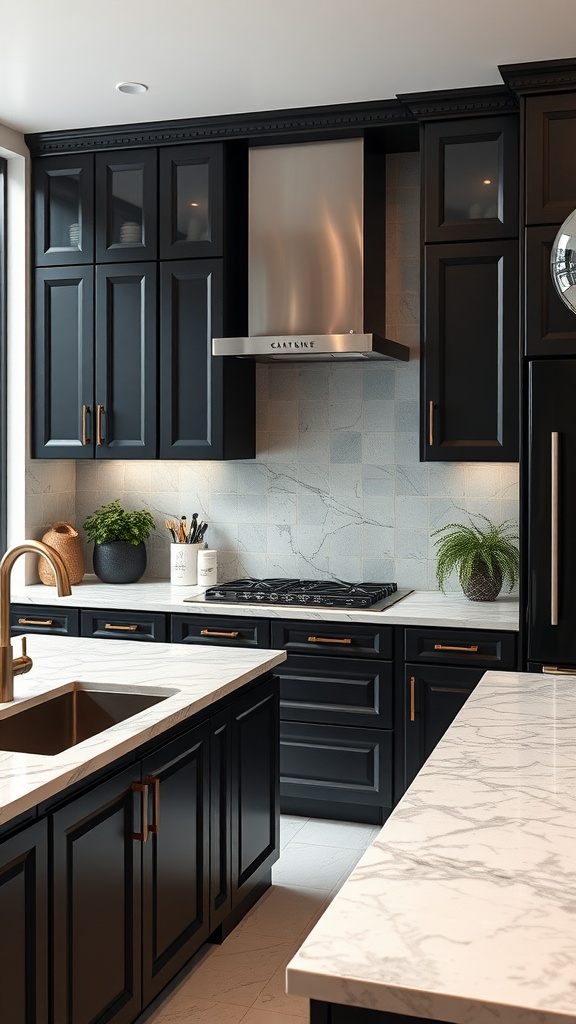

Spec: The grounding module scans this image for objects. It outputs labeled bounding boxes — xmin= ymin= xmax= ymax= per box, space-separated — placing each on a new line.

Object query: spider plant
xmin=432 ymin=513 xmax=519 ymax=596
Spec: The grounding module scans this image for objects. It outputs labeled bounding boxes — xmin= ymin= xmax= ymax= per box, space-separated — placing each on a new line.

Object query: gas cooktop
xmin=186 ymin=578 xmax=411 ymax=610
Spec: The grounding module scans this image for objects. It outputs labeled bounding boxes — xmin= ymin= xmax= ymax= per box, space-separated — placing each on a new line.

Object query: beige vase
xmin=38 ymin=522 xmax=85 ymax=585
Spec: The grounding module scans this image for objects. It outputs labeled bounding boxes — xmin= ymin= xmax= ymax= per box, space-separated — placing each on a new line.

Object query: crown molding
xmin=398 ymin=85 xmax=517 ymax=121
xmin=25 ymin=99 xmax=413 ymax=157
xmin=499 ymin=57 xmax=576 ymax=95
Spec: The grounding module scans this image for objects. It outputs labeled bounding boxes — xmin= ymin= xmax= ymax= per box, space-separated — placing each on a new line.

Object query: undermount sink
xmin=0 ymin=684 xmax=173 ymax=756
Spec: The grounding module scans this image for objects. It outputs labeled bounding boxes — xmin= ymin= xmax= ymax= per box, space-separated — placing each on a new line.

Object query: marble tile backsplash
xmin=25 ymin=152 xmax=519 ymax=591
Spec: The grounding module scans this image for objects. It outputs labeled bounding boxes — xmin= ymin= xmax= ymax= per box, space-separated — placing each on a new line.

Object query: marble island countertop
xmin=14 ymin=578 xmax=520 ymax=631
xmin=286 ymin=669 xmax=576 ymax=1023
xmin=0 ymin=633 xmax=285 ymax=826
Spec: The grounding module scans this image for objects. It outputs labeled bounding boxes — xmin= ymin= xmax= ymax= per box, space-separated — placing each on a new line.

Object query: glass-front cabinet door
xmin=33 ymin=154 xmax=94 ymax=265
xmin=159 ymin=143 xmax=223 ymax=259
xmin=95 ymin=149 xmax=157 ymax=261
xmin=424 ymin=115 xmax=518 ymax=242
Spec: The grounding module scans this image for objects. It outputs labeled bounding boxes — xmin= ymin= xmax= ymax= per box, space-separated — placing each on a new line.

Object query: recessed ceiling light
xmin=116 ymin=82 xmax=148 ymax=95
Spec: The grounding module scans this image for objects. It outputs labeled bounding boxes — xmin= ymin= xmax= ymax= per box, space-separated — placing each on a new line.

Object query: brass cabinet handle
xmin=104 ymin=623 xmax=139 ymax=632
xmin=96 ymin=404 xmax=105 ymax=446
xmin=543 ymin=665 xmax=576 ymax=675
xmin=146 ymin=776 xmax=160 ymax=835
xmin=433 ymin=643 xmax=479 ymax=653
xmin=132 ymin=782 xmax=149 ymax=842
xmin=551 ymin=431 xmax=559 ymax=626
xmin=410 ymin=675 xmax=416 ymax=722
xmin=307 ymin=636 xmax=352 ymax=644
xmin=17 ymin=617 xmax=54 ymax=626
xmin=82 ymin=404 xmax=91 ymax=446
xmin=429 ymin=400 xmax=435 ymax=446
xmin=200 ymin=629 xmax=239 ymax=638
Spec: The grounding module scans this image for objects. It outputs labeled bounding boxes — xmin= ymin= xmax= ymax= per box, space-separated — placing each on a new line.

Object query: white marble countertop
xmin=14 ymin=578 xmax=519 ymax=631
xmin=0 ymin=633 xmax=285 ymax=826
xmin=286 ymin=669 xmax=576 ymax=1023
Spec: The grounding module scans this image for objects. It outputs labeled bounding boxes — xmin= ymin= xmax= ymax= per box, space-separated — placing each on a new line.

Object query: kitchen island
xmin=286 ymin=668 xmax=576 ymax=1024
xmin=0 ymin=633 xmax=286 ymax=1024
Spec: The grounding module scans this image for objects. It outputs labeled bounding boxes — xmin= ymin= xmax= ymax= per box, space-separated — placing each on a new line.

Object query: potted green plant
xmin=83 ymin=499 xmax=155 ymax=584
xmin=432 ymin=513 xmax=519 ymax=601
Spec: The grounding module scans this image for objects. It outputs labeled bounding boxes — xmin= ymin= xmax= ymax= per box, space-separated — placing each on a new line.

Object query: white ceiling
xmin=2 ymin=0 xmax=576 ymax=135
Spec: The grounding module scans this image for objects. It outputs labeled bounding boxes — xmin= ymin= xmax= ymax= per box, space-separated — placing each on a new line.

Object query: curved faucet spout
xmin=0 ymin=540 xmax=72 ymax=701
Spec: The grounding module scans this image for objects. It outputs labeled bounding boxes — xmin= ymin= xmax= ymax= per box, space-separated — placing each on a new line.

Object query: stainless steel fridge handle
xmin=551 ymin=431 xmax=559 ymax=626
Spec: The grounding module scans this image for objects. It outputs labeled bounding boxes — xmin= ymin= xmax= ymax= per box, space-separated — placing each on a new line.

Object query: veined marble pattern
xmin=286 ymin=670 xmax=576 ymax=1023
xmin=14 ymin=579 xmax=520 ymax=631
xmin=0 ymin=634 xmax=285 ymax=824
xmin=25 ymin=152 xmax=519 ymax=594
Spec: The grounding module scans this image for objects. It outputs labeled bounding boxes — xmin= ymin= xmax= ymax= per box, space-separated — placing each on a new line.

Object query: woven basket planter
xmin=462 ymin=560 xmax=503 ymax=602
xmin=39 ymin=522 xmax=85 ymax=585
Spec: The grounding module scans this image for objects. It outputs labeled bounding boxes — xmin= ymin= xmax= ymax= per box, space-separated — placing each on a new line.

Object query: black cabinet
xmin=272 ymin=620 xmax=394 ymax=824
xmin=0 ymin=819 xmax=48 ymax=1024
xmin=525 ymin=225 xmax=576 ymax=356
xmin=34 ymin=262 xmax=157 ymax=459
xmin=95 ymin=149 xmax=157 ymax=262
xmin=403 ymin=626 xmax=517 ymax=788
xmin=10 ymin=603 xmax=80 ymax=637
xmin=423 ymin=115 xmax=518 ymax=242
xmin=423 ymin=240 xmax=519 ymax=461
xmin=33 ymin=153 xmax=94 ymax=266
xmin=171 ymin=612 xmax=270 ymax=648
xmin=527 ymin=359 xmax=576 ymax=668
xmin=525 ymin=92 xmax=576 ymax=225
xmin=80 ymin=609 xmax=167 ymax=642
xmin=159 ymin=144 xmax=223 ymax=260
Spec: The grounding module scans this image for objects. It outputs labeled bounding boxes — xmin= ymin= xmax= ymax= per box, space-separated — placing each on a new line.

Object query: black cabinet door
xmin=209 ymin=708 xmax=233 ymax=931
xmin=52 ymin=765 xmax=141 ymax=1024
xmin=159 ymin=143 xmax=223 ymax=259
xmin=231 ymin=677 xmax=279 ymax=907
xmin=404 ymin=664 xmax=482 ymax=787
xmin=525 ymin=225 xmax=576 ymax=357
xmin=33 ymin=152 xmax=94 ymax=266
xmin=0 ymin=819 xmax=48 ymax=1024
xmin=95 ymin=149 xmax=157 ymax=262
xmin=141 ymin=724 xmax=210 ymax=1006
xmin=527 ymin=360 xmax=576 ymax=667
xmin=95 ymin=263 xmax=157 ymax=458
xmin=277 ymin=655 xmax=393 ymax=729
xmin=424 ymin=115 xmax=518 ymax=242
xmin=525 ymin=93 xmax=576 ymax=225
xmin=423 ymin=240 xmax=519 ymax=461
xmin=33 ymin=266 xmax=94 ymax=458
xmin=159 ymin=259 xmax=229 ymax=460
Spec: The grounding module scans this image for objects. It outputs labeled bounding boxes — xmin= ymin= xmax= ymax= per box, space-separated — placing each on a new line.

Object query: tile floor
xmin=144 ymin=815 xmax=380 ymax=1023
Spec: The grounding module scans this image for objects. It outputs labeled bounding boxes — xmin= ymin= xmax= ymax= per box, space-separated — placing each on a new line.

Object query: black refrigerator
xmin=527 ymin=359 xmax=576 ymax=670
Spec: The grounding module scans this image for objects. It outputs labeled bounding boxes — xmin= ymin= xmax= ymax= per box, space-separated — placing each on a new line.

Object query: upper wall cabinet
xmin=33 ymin=153 xmax=95 ymax=265
xmin=94 ymin=149 xmax=158 ymax=262
xmin=525 ymin=93 xmax=576 ymax=225
xmin=423 ymin=116 xmax=519 ymax=243
xmin=159 ymin=144 xmax=223 ymax=260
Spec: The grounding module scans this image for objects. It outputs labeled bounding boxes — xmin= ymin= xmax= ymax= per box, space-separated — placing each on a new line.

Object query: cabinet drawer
xmin=80 ymin=609 xmax=167 ymax=642
xmin=11 ymin=604 xmax=79 ymax=637
xmin=271 ymin=620 xmax=393 ymax=660
xmin=405 ymin=627 xmax=516 ymax=669
xmin=171 ymin=614 xmax=270 ymax=649
xmin=278 ymin=655 xmax=392 ymax=729
xmin=280 ymin=721 xmax=392 ymax=811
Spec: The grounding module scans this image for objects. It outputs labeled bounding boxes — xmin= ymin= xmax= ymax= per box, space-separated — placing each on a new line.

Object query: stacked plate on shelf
xmin=120 ymin=221 xmax=141 ymax=243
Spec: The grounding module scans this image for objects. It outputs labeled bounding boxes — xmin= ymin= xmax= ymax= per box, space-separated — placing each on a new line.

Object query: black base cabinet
xmin=0 ymin=673 xmax=279 ymax=1024
xmin=311 ymin=999 xmax=452 ymax=1023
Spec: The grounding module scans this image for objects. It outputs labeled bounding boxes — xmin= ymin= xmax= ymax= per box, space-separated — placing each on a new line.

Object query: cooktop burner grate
xmin=203 ymin=578 xmax=398 ymax=608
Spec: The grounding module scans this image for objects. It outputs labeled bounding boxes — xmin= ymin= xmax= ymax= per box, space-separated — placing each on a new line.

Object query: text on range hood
xmin=212 ymin=139 xmax=409 ymax=363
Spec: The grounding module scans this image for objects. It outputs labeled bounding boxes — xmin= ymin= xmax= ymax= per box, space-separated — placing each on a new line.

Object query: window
xmin=0 ymin=158 xmax=6 ymax=555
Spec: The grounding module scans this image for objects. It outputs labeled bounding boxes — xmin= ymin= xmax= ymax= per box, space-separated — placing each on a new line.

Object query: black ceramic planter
xmin=92 ymin=541 xmax=147 ymax=584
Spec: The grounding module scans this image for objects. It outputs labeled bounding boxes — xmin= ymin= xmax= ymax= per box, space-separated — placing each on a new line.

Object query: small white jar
xmin=197 ymin=548 xmax=217 ymax=587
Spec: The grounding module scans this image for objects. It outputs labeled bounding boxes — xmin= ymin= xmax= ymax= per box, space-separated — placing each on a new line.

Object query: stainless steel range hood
xmin=213 ymin=139 xmax=409 ymax=363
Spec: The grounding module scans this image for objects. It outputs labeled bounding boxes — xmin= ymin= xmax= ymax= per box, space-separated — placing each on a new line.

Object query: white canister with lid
xmin=197 ymin=548 xmax=217 ymax=587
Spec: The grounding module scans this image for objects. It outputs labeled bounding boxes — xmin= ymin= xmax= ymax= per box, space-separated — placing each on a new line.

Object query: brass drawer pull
xmin=307 ymin=636 xmax=352 ymax=645
xmin=429 ymin=400 xmax=435 ymax=446
xmin=104 ymin=623 xmax=139 ymax=632
xmin=200 ymin=629 xmax=239 ymax=638
xmin=410 ymin=675 xmax=416 ymax=722
xmin=132 ymin=782 xmax=149 ymax=842
xmin=146 ymin=776 xmax=160 ymax=835
xmin=82 ymin=404 xmax=91 ymax=445
xmin=543 ymin=665 xmax=576 ymax=675
xmin=96 ymin=404 xmax=105 ymax=446
xmin=17 ymin=617 xmax=54 ymax=627
xmin=433 ymin=643 xmax=479 ymax=653
xmin=551 ymin=431 xmax=559 ymax=626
